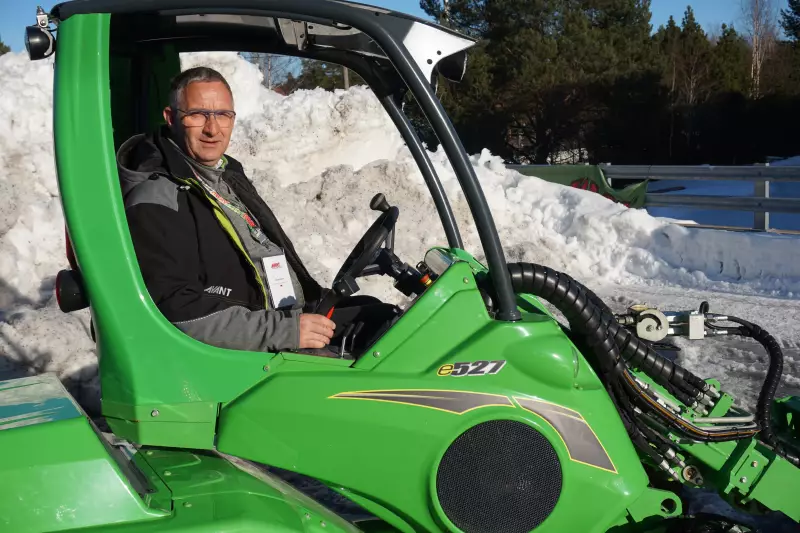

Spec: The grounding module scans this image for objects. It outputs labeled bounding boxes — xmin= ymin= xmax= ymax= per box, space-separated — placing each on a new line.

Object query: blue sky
xmin=0 ymin=1 xmax=791 ymax=52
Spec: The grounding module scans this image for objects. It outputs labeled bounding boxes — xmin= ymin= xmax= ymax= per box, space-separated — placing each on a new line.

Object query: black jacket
xmin=117 ymin=127 xmax=323 ymax=352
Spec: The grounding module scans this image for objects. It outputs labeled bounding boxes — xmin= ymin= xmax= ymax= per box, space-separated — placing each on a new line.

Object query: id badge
xmin=262 ymin=251 xmax=297 ymax=309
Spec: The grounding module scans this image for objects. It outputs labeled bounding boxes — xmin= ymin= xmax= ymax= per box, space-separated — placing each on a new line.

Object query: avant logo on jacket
xmin=204 ymin=285 xmax=233 ymax=297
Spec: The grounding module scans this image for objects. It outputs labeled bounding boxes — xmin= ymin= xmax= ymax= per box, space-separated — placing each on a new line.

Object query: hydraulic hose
xmin=507 ymin=262 xmax=758 ymax=443
xmin=508 ymin=263 xmax=705 ymax=400
xmin=506 ymin=263 xmax=620 ymax=375
xmin=725 ymin=316 xmax=800 ymax=466
xmin=504 ymin=263 xmax=677 ymax=460
xmin=563 ymin=272 xmax=711 ymax=401
xmin=621 ymin=369 xmax=756 ymax=441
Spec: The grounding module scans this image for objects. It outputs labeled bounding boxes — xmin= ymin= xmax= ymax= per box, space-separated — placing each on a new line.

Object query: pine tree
xmin=677 ymin=6 xmax=712 ymax=106
xmin=653 ymin=16 xmax=683 ymax=159
xmin=710 ymin=24 xmax=751 ymax=94
xmin=420 ymin=0 xmax=487 ymax=35
xmin=771 ymin=0 xmax=800 ymax=95
xmin=781 ymin=0 xmax=800 ymax=40
xmin=0 ymin=35 xmax=10 ymax=56
xmin=651 ymin=8 xmax=712 ymax=160
xmin=654 ymin=17 xmax=682 ymax=95
xmin=420 ymin=0 xmax=800 ymax=165
xmin=760 ymin=40 xmax=800 ymax=95
xmin=421 ymin=0 xmax=654 ymax=163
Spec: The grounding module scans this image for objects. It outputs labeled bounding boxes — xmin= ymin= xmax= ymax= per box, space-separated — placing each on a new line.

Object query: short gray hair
xmin=168 ymin=67 xmax=234 ymax=111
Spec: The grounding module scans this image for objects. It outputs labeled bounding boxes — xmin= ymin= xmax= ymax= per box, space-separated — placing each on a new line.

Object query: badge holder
xmin=261 ymin=251 xmax=297 ymax=309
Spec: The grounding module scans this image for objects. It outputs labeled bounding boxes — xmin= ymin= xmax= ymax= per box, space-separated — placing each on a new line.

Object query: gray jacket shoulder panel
xmin=117 ymin=132 xmax=180 ymax=211
xmin=124 ymin=174 xmax=181 ymax=212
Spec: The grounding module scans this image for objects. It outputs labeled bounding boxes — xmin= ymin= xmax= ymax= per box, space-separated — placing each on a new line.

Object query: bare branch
xmin=240 ymin=53 xmax=300 ymax=90
xmin=741 ymin=0 xmax=779 ymax=97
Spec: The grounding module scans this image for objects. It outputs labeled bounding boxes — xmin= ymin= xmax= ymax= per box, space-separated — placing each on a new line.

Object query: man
xmin=116 ymin=66 xmax=336 ymax=352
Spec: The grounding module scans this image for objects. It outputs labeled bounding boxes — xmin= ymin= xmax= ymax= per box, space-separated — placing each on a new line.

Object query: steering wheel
xmin=315 ymin=195 xmax=399 ymax=316
xmin=334 ymin=205 xmax=399 ymax=283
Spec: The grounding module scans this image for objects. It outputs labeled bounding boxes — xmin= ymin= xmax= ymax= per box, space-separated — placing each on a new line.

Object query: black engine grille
xmin=435 ymin=420 xmax=563 ymax=533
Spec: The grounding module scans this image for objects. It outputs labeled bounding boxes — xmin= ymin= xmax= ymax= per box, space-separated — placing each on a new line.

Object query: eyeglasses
xmin=176 ymin=109 xmax=236 ymax=128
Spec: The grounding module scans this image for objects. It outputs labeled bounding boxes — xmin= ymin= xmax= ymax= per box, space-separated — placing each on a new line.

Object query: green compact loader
xmin=5 ymin=1 xmax=800 ymax=532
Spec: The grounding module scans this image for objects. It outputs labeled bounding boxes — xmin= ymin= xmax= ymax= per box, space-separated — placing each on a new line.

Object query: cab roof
xmin=50 ymin=0 xmax=474 ymax=83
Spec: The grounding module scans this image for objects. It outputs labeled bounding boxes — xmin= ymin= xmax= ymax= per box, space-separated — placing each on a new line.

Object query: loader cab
xmin=31 ymin=0 xmax=524 ymax=449
xmin=19 ymin=7 xmax=703 ymax=533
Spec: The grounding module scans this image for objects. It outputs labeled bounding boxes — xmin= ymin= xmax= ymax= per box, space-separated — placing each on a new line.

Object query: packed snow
xmin=1 ymin=51 xmax=799 ymax=413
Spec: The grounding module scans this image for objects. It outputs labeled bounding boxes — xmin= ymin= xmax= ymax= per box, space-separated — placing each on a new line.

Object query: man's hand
xmin=299 ymin=314 xmax=336 ymax=349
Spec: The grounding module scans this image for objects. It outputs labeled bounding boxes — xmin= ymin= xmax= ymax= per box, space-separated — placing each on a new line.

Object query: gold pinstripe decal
xmin=329 ymin=389 xmax=616 ymax=474
xmin=329 ymin=389 xmax=514 ymax=415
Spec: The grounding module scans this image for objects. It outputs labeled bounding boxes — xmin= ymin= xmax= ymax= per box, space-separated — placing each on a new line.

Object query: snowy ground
xmin=1 ymin=51 xmax=800 ymax=421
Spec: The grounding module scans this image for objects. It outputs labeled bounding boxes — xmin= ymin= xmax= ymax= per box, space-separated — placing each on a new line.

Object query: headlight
xmin=25 ymin=25 xmax=55 ymax=61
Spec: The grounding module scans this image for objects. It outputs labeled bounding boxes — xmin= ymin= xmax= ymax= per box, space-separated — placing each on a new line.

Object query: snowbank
xmin=1 ymin=50 xmax=799 ymax=407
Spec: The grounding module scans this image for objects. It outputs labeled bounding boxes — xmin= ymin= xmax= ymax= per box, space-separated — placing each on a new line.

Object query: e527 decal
xmin=437 ymin=360 xmax=506 ymax=377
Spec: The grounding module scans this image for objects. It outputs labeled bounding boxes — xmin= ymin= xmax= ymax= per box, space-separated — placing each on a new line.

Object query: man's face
xmin=163 ymin=81 xmax=235 ymax=166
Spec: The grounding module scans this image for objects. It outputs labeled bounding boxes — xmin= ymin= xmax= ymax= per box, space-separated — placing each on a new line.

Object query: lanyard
xmin=191 ymin=169 xmax=269 ymax=246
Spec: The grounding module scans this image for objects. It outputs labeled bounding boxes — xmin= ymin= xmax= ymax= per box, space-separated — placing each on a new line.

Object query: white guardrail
xmin=601 ymin=165 xmax=800 ymax=232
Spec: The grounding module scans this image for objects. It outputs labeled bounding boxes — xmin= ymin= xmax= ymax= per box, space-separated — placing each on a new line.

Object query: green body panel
xmin=679 ymin=435 xmax=800 ymax=521
xmin=748 ymin=455 xmax=800 ymax=521
xmin=0 ymin=375 xmax=357 ymax=533
xmin=217 ymin=263 xmax=654 ymax=532
xmin=775 ymin=395 xmax=800 ymax=448
xmin=623 ymin=489 xmax=681 ymax=523
xmin=0 ymin=375 xmax=168 ymax=532
xmin=102 ymin=402 xmax=218 ymax=449
xmin=84 ymin=448 xmax=360 ymax=533
xmin=706 ymin=391 xmax=735 ymax=418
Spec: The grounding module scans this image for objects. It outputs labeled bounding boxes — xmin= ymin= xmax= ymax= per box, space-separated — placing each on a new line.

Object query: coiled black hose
xmin=504 ymin=263 xmax=670 ymax=456
xmin=725 ymin=316 xmax=800 ymax=466
xmin=508 ymin=263 xmax=705 ymax=400
xmin=561 ymin=271 xmax=710 ymax=400
xmin=506 ymin=262 xmax=758 ymax=443
xmin=506 ymin=263 xmax=618 ymax=373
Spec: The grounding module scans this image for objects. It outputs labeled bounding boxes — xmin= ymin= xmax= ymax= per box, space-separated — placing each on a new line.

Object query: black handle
xmin=369 ymin=193 xmax=395 ymax=252
xmin=370 ymin=193 xmax=390 ymax=213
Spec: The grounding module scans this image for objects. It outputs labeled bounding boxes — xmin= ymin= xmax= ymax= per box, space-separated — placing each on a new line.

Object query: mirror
xmin=435 ymin=50 xmax=468 ymax=83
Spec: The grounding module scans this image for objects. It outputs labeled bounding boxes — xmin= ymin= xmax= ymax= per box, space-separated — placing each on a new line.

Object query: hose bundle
xmin=504 ymin=263 xmax=792 ymax=460
xmin=503 ymin=263 xmax=666 ymax=463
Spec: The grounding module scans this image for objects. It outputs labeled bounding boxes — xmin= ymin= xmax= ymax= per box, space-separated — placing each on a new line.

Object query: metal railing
xmin=599 ymin=165 xmax=800 ymax=231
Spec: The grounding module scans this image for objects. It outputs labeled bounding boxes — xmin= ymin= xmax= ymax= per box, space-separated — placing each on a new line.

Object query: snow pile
xmin=0 ymin=52 xmax=98 ymax=407
xmin=182 ymin=53 xmax=408 ymax=186
xmin=0 ymin=53 xmax=64 ymax=306
xmin=1 ymin=51 xmax=799 ymax=409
